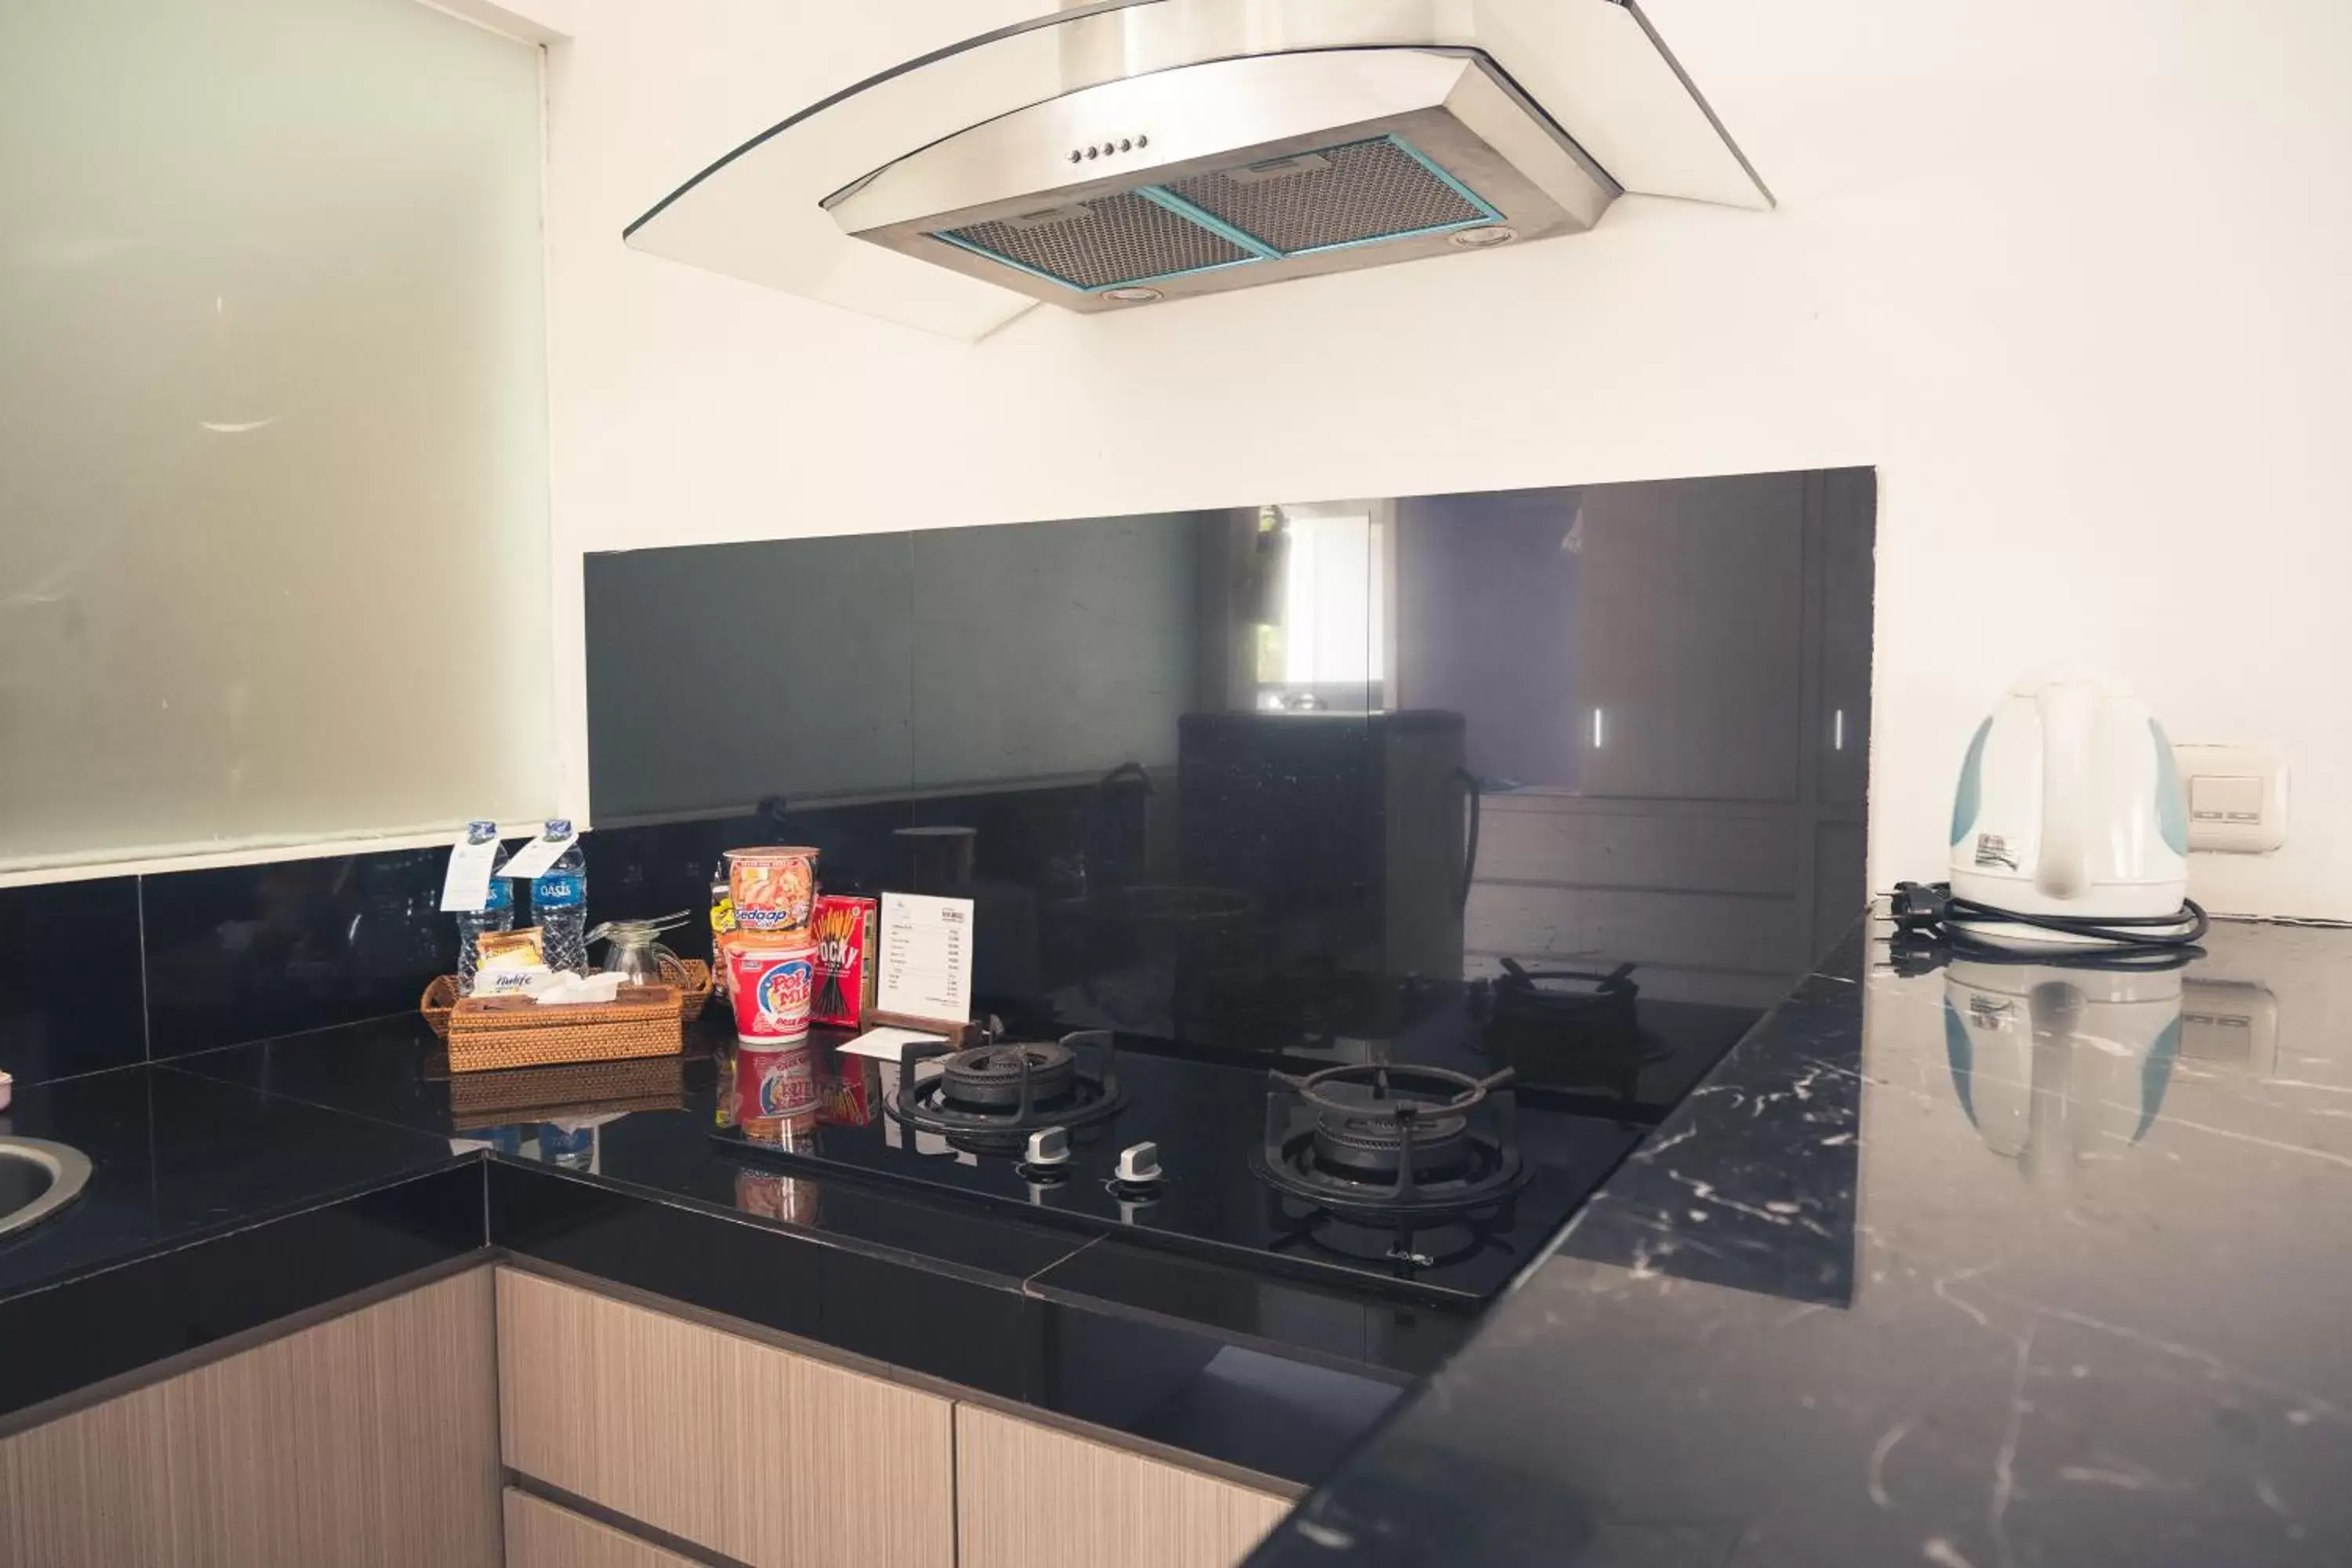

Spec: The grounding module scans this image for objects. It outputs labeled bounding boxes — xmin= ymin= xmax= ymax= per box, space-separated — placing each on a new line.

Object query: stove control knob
xmin=1024 ymin=1127 xmax=1071 ymax=1168
xmin=1115 ymin=1142 xmax=1163 ymax=1185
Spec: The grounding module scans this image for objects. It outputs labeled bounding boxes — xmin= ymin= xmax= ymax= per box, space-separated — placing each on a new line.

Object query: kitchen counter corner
xmin=1251 ymin=919 xmax=2352 ymax=1567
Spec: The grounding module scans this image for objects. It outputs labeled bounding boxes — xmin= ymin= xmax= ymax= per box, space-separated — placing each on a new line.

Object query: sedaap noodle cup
xmin=725 ymin=846 xmax=820 ymax=936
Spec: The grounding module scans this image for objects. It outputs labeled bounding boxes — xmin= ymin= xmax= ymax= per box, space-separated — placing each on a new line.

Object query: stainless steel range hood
xmin=827 ymin=49 xmax=1618 ymax=313
xmin=626 ymin=0 xmax=1771 ymax=338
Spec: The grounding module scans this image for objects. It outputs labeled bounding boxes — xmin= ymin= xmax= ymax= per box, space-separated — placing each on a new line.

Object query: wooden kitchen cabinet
xmin=504 ymin=1487 xmax=710 ymax=1568
xmin=0 ymin=1268 xmax=501 ymax=1568
xmin=0 ymin=1374 xmax=178 ymax=1568
xmin=496 ymin=1267 xmax=955 ymax=1568
xmin=955 ymin=1403 xmax=1290 ymax=1568
xmin=5 ymin=1261 xmax=1291 ymax=1568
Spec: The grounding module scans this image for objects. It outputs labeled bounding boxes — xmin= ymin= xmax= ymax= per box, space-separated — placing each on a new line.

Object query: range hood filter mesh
xmin=1166 ymin=136 xmax=1488 ymax=256
xmin=932 ymin=135 xmax=1500 ymax=294
xmin=938 ymin=190 xmax=1254 ymax=291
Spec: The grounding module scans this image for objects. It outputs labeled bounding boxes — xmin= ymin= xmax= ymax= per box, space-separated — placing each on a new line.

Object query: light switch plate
xmin=2173 ymin=743 xmax=2288 ymax=852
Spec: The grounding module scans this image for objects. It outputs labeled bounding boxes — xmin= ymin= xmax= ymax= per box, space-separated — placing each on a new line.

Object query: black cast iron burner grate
xmin=1253 ymin=1062 xmax=1530 ymax=1224
xmin=887 ymin=1029 xmax=1124 ymax=1144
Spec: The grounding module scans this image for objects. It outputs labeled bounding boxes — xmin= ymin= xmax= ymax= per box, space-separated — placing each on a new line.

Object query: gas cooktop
xmin=716 ymin=1029 xmax=1642 ymax=1307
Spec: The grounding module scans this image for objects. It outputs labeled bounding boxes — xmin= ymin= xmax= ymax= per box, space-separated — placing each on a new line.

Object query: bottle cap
xmin=545 ymin=818 xmax=574 ymax=837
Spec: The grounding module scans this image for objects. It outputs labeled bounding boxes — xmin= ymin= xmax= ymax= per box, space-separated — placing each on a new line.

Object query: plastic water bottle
xmin=453 ymin=820 xmax=514 ymax=996
xmin=531 ymin=818 xmax=590 ymax=974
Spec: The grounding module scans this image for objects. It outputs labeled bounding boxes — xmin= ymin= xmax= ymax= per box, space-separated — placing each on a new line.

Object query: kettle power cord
xmin=1887 ymin=880 xmax=2208 ymax=960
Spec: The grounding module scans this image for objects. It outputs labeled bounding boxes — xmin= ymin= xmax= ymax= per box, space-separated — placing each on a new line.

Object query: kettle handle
xmin=2035 ymin=681 xmax=2096 ymax=900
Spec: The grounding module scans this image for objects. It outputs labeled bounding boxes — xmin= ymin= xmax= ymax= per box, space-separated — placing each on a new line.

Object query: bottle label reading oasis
xmin=534 ymin=873 xmax=586 ymax=908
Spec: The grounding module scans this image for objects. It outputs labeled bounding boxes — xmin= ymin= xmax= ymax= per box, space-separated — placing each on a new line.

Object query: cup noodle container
xmin=726 ymin=846 xmax=820 ymax=938
xmin=724 ymin=935 xmax=818 ymax=1044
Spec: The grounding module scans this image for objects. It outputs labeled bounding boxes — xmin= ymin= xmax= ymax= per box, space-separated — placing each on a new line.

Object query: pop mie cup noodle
xmin=724 ymin=935 xmax=818 ymax=1043
xmin=726 ymin=846 xmax=819 ymax=935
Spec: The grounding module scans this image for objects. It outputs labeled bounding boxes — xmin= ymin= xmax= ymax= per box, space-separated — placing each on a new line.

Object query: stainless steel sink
xmin=0 ymin=1138 xmax=92 ymax=1240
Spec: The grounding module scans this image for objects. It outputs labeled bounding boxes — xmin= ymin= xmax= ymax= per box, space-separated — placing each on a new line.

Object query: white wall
xmin=541 ymin=0 xmax=2352 ymax=917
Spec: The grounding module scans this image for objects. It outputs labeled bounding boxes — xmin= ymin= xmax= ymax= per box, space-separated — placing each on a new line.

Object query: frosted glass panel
xmin=0 ymin=0 xmax=552 ymax=871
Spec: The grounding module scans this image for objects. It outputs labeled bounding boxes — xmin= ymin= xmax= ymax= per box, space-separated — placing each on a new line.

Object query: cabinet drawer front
xmin=955 ymin=1404 xmax=1290 ymax=1568
xmin=2 ymin=1268 xmax=500 ymax=1568
xmin=504 ymin=1488 xmax=710 ymax=1568
xmin=495 ymin=1269 xmax=953 ymax=1568
xmin=0 ymin=1384 xmax=177 ymax=1568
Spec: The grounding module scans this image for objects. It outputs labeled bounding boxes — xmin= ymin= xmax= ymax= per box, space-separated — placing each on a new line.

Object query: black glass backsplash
xmin=0 ymin=813 xmax=910 ymax=1083
xmin=3 ymin=470 xmax=1874 ymax=1097
xmin=0 ymin=877 xmax=146 ymax=1083
xmin=141 ymin=847 xmax=461 ymax=1059
xmin=3 ymin=851 xmax=472 ymax=1083
xmin=586 ymin=470 xmax=1878 ymax=1116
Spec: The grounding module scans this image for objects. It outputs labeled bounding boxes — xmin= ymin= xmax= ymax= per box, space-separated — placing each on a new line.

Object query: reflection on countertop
xmin=160 ymin=1016 xmax=1105 ymax=1284
xmin=1044 ymin=954 xmax=1759 ymax=1126
xmin=1252 ymin=917 xmax=2352 ymax=1567
xmin=128 ymin=1015 xmax=1446 ymax=1485
xmin=0 ymin=1063 xmax=466 ymax=1305
xmin=1 ymin=1013 xmax=1444 ymax=1487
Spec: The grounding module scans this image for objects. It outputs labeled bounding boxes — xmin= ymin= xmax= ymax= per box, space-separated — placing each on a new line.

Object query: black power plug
xmin=1887 ymin=880 xmax=1955 ymax=933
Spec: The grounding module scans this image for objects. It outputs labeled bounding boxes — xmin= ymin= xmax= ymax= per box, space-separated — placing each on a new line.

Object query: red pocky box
xmin=808 ymin=894 xmax=877 ymax=1029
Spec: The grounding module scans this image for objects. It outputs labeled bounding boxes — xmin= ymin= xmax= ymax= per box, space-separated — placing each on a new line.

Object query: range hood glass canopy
xmin=626 ymin=0 xmax=1770 ymax=341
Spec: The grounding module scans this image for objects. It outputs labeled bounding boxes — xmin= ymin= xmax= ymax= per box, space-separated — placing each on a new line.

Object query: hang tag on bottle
xmin=439 ymin=833 xmax=503 ymax=913
xmin=497 ymin=830 xmax=577 ymax=883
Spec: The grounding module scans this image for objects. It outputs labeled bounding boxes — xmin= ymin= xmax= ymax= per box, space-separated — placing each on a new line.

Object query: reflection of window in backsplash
xmin=1254 ymin=501 xmax=1391 ymax=713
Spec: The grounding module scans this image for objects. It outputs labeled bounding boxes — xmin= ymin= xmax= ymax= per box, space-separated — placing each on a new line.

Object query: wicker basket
xmin=673 ymin=957 xmax=714 ymax=1022
xmin=420 ymin=956 xmax=712 ymax=1040
xmin=445 ymin=984 xmax=683 ymax=1073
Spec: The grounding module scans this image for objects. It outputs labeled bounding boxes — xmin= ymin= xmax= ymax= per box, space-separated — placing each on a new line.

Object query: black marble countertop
xmin=1250 ymin=917 xmax=2352 ymax=1566
xmin=19 ymin=916 xmax=2345 ymax=1563
xmin=0 ymin=1062 xmax=467 ymax=1305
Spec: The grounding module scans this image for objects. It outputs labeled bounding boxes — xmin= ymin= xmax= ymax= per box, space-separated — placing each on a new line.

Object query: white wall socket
xmin=2172 ymin=743 xmax=2288 ymax=853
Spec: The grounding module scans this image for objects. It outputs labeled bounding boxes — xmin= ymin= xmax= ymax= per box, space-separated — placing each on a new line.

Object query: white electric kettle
xmin=1944 ymin=673 xmax=2196 ymax=949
